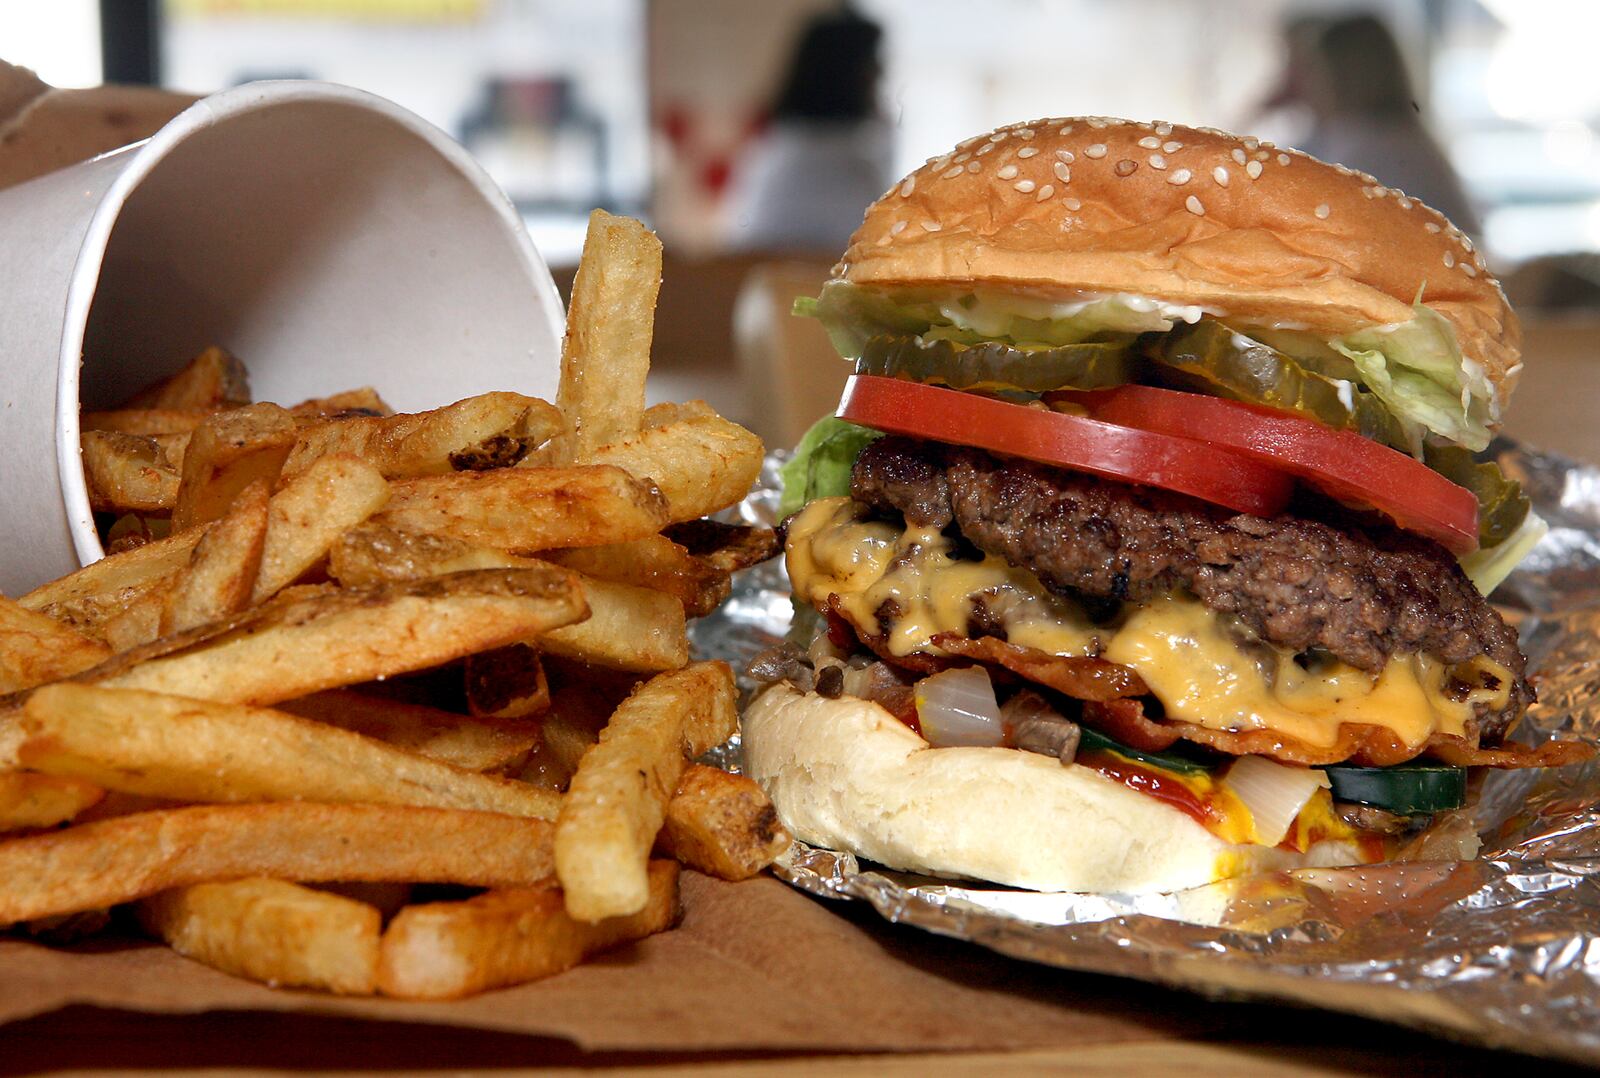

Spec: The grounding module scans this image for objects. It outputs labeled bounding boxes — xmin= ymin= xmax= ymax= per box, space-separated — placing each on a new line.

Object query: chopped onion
xmin=915 ymin=666 xmax=1005 ymax=747
xmin=1223 ymin=755 xmax=1331 ymax=847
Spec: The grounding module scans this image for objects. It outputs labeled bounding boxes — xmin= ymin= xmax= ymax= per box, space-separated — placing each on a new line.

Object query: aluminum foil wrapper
xmin=690 ymin=442 xmax=1600 ymax=1065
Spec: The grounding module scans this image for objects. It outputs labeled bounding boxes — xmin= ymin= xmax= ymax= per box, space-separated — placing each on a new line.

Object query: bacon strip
xmin=930 ymin=634 xmax=1148 ymax=702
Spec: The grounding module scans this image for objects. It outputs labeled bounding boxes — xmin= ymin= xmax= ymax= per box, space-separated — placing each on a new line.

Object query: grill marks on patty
xmin=850 ymin=437 xmax=1532 ymax=743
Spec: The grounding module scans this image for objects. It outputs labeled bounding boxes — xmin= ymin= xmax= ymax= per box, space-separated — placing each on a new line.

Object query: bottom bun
xmin=742 ymin=682 xmax=1370 ymax=894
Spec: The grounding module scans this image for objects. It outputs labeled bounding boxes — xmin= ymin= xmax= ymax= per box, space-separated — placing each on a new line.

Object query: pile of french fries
xmin=0 ymin=210 xmax=789 ymax=1000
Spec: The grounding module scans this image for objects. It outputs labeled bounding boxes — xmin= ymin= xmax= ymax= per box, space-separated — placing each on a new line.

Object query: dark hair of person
xmin=770 ymin=9 xmax=883 ymax=123
xmin=1316 ymin=14 xmax=1417 ymax=116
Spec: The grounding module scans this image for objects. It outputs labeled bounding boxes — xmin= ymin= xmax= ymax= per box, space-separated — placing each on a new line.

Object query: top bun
xmin=839 ymin=117 xmax=1520 ymax=406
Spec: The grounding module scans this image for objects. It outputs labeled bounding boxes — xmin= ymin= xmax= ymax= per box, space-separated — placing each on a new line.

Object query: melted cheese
xmin=786 ymin=497 xmax=1512 ymax=755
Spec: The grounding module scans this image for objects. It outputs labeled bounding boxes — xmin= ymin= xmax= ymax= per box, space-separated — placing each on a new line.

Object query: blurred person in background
xmin=1263 ymin=12 xmax=1481 ymax=237
xmin=725 ymin=8 xmax=894 ymax=252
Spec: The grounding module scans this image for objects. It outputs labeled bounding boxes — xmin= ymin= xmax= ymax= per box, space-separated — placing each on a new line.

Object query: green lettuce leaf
xmin=777 ymin=417 xmax=882 ymax=519
xmin=1457 ymin=510 xmax=1547 ymax=596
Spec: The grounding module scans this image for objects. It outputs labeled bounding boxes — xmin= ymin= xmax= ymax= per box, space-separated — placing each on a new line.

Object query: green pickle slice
xmin=1320 ymin=764 xmax=1467 ymax=815
xmin=1421 ymin=444 xmax=1531 ymax=548
xmin=856 ymin=334 xmax=1137 ymax=394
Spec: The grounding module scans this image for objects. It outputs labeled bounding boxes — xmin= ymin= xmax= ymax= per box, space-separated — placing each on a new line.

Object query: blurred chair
xmin=733 ymin=259 xmax=848 ymax=450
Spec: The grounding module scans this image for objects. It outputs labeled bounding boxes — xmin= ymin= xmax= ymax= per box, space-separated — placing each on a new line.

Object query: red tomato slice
xmin=836 ymin=375 xmax=1294 ymax=516
xmin=1056 ymin=384 xmax=1479 ymax=554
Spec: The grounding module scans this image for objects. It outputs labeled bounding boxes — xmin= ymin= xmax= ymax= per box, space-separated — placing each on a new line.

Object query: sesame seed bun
xmin=839 ymin=117 xmax=1520 ymax=408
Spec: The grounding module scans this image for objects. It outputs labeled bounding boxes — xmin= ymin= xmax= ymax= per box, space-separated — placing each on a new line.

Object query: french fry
xmin=0 ymin=771 xmax=104 ymax=832
xmin=555 ymin=662 xmax=736 ymax=921
xmin=377 ymin=859 xmax=679 ymax=1000
xmin=281 ymin=690 xmax=540 ymax=773
xmin=657 ymin=764 xmax=789 ymax=881
xmin=0 ymin=596 xmax=112 ymax=693
xmin=465 ymin=644 xmax=549 ymax=720
xmin=0 ymin=803 xmax=556 ymax=924
xmin=328 ymin=521 xmax=532 ymax=587
xmin=127 ymin=345 xmax=251 ymax=412
xmin=159 ymin=481 xmax=269 ymax=635
xmin=138 ymin=879 xmax=380 ymax=995
xmin=558 ymin=210 xmax=662 ymax=453
xmin=75 ymin=568 xmax=586 ymax=708
xmin=172 ymin=402 xmax=297 ymax=532
xmin=282 ymin=392 xmax=564 ymax=479
xmin=80 ymin=431 xmax=180 ymax=512
xmin=577 ymin=411 xmax=764 ymax=524
xmin=539 ymin=575 xmax=687 ymax=673
xmin=641 ymin=399 xmax=715 ymax=428
xmin=539 ymin=535 xmax=731 ymax=619
xmin=373 ymin=466 xmax=669 ymax=552
xmin=18 ymin=684 xmax=562 ymax=819
xmin=81 ymin=409 xmax=212 ymax=436
xmin=513 ymin=671 xmax=622 ymax=791
xmin=663 ymin=520 xmax=783 ymax=575
xmin=251 ymin=454 xmax=390 ymax=602
xmin=288 ymin=386 xmax=392 ymax=418
xmin=18 ymin=528 xmax=202 ymax=623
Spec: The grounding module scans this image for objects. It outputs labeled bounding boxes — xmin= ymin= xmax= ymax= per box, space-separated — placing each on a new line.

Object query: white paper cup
xmin=0 ymin=81 xmax=565 ymax=598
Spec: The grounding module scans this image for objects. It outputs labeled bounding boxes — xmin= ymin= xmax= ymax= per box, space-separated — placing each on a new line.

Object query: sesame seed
xmin=1064 ymin=197 xmax=1082 ymax=210
xmin=1014 ymin=179 xmax=1036 ymax=193
xmin=1245 ymin=160 xmax=1263 ymax=179
xmin=1213 ymin=166 xmax=1230 ymax=186
xmin=977 ymin=143 xmax=995 ymax=156
xmin=1231 ymin=148 xmax=1247 ymax=165
xmin=1138 ymin=136 xmax=1161 ymax=149
xmin=1425 ymin=222 xmax=1441 ymax=233
xmin=1163 ymin=140 xmax=1182 ymax=153
xmin=1114 ymin=159 xmax=1138 ymax=176
xmin=899 ymin=177 xmax=916 ymax=197
xmin=1314 ymin=203 xmax=1330 ymax=219
xmin=1155 ymin=122 xmax=1173 ymax=136
xmin=1255 ymin=150 xmax=1271 ymax=161
xmin=1084 ymin=144 xmax=1107 ymax=158
xmin=1443 ymin=252 xmax=1455 ymax=267
xmin=1057 ymin=125 xmax=1074 ymax=135
xmin=1036 ymin=184 xmax=1054 ymax=201
xmin=1397 ymin=196 xmax=1413 ymax=209
xmin=1462 ymin=236 xmax=1475 ymax=252
xmin=1148 ymin=154 xmax=1167 ymax=170
xmin=1055 ymin=149 xmax=1075 ymax=162
xmin=942 ymin=166 xmax=963 ymax=179
xmin=1054 ymin=161 xmax=1072 ymax=182
xmin=1277 ymin=153 xmax=1290 ymax=165
xmin=1017 ymin=127 xmax=1035 ymax=138
xmin=921 ymin=220 xmax=942 ymax=232
xmin=1462 ymin=263 xmax=1477 ymax=277
xmin=954 ymin=153 xmax=971 ymax=163
xmin=1168 ymin=168 xmax=1192 ymax=185
xmin=1087 ymin=117 xmax=1107 ymax=128
xmin=1185 ymin=195 xmax=1204 ymax=215
xmin=1243 ymin=136 xmax=1259 ymax=150
xmin=997 ymin=164 xmax=1019 ymax=179
xmin=966 ymin=161 xmax=981 ymax=173
xmin=989 ymin=131 xmax=1008 ymax=142
xmin=1373 ymin=186 xmax=1388 ymax=198
xmin=930 ymin=155 xmax=952 ymax=169
xmin=1017 ymin=146 xmax=1039 ymax=159
xmin=889 ymin=220 xmax=907 ymax=235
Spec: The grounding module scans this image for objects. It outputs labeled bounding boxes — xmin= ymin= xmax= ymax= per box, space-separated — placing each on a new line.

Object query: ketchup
xmin=1077 ymin=750 xmax=1218 ymax=828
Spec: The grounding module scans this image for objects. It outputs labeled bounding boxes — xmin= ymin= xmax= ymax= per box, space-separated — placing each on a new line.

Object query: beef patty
xmin=850 ymin=436 xmax=1531 ymax=741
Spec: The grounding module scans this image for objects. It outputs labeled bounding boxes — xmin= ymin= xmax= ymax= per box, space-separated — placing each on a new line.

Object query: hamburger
xmin=741 ymin=117 xmax=1592 ymax=894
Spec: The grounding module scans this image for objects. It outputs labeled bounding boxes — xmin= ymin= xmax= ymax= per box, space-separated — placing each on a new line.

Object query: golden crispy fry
xmin=658 ymin=764 xmax=789 ymax=881
xmin=19 ymin=528 xmax=200 ymax=623
xmin=281 ymin=689 xmax=539 ymax=773
xmin=160 ymin=481 xmax=269 ymax=635
xmin=282 ymin=393 xmax=564 ymax=480
xmin=0 ymin=596 xmax=112 ymax=694
xmin=87 ymin=567 xmax=585 ymax=707
xmin=252 ymin=454 xmax=390 ymax=602
xmin=377 ymin=859 xmax=678 ymax=1000
xmin=663 ymin=520 xmax=783 ymax=575
xmin=555 ymin=662 xmax=736 ymax=921
xmin=513 ymin=671 xmax=622 ymax=791
xmin=558 ymin=210 xmax=662 ymax=454
xmin=288 ymin=387 xmax=392 ymax=419
xmin=138 ymin=878 xmax=380 ymax=995
xmin=172 ymin=403 xmax=297 ymax=532
xmin=539 ymin=575 xmax=687 ymax=673
xmin=0 ymin=771 xmax=104 ymax=832
xmin=577 ymin=412 xmax=763 ymax=524
xmin=18 ymin=684 xmax=562 ymax=819
xmin=0 ymin=803 xmax=556 ymax=924
xmin=127 ymin=346 xmax=251 ymax=412
xmin=641 ymin=400 xmax=715 ymax=428
xmin=81 ymin=409 xmax=212 ymax=436
xmin=539 ymin=536 xmax=731 ymax=619
xmin=328 ymin=521 xmax=530 ymax=587
xmin=80 ymin=431 xmax=180 ymax=512
xmin=465 ymin=644 xmax=549 ymax=720
xmin=374 ymin=466 xmax=668 ymax=553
